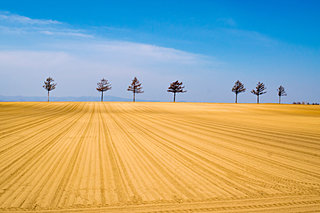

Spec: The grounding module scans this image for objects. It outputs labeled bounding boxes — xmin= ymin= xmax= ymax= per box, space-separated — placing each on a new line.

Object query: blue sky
xmin=0 ymin=0 xmax=319 ymax=103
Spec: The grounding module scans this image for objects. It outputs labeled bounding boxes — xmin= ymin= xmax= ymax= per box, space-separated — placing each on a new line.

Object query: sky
xmin=0 ymin=0 xmax=319 ymax=103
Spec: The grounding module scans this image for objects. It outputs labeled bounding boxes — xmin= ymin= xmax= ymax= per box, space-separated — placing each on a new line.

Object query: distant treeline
xmin=293 ymin=102 xmax=319 ymax=105
xmin=42 ymin=77 xmax=314 ymax=104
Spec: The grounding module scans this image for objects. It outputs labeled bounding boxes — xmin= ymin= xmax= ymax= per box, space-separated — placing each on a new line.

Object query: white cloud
xmin=0 ymin=11 xmax=92 ymax=38
xmin=0 ymin=11 xmax=221 ymax=101
xmin=0 ymin=40 xmax=216 ymax=76
xmin=0 ymin=39 xmax=219 ymax=99
xmin=0 ymin=11 xmax=61 ymax=25
xmin=0 ymin=11 xmax=317 ymax=103
xmin=83 ymin=41 xmax=214 ymax=65
xmin=39 ymin=30 xmax=93 ymax=38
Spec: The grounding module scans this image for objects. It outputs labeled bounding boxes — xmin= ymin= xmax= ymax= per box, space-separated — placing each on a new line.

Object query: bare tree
xmin=167 ymin=80 xmax=186 ymax=102
xmin=43 ymin=77 xmax=57 ymax=102
xmin=127 ymin=77 xmax=143 ymax=102
xmin=251 ymin=82 xmax=266 ymax=104
xmin=232 ymin=80 xmax=246 ymax=103
xmin=96 ymin=78 xmax=112 ymax=102
xmin=277 ymin=85 xmax=287 ymax=104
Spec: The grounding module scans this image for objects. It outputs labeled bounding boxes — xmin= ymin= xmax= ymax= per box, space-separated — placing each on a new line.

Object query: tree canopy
xmin=167 ymin=80 xmax=186 ymax=102
xmin=232 ymin=80 xmax=246 ymax=103
xmin=277 ymin=85 xmax=287 ymax=104
xmin=96 ymin=78 xmax=112 ymax=102
xmin=43 ymin=77 xmax=57 ymax=102
xmin=127 ymin=77 xmax=143 ymax=102
xmin=43 ymin=77 xmax=57 ymax=92
xmin=251 ymin=82 xmax=266 ymax=103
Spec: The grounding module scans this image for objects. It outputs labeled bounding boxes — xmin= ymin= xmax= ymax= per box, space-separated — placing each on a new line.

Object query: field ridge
xmin=0 ymin=102 xmax=319 ymax=212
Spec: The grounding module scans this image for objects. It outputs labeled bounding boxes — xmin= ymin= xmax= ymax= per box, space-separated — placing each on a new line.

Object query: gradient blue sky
xmin=0 ymin=0 xmax=319 ymax=103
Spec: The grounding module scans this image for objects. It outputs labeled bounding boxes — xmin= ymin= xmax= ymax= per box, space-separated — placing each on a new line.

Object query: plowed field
xmin=0 ymin=102 xmax=320 ymax=212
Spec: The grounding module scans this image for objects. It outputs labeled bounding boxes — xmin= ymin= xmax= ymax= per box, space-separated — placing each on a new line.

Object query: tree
xmin=43 ymin=77 xmax=57 ymax=102
xmin=277 ymin=85 xmax=287 ymax=104
xmin=232 ymin=80 xmax=246 ymax=103
xmin=127 ymin=77 xmax=143 ymax=102
xmin=96 ymin=78 xmax=111 ymax=102
xmin=167 ymin=80 xmax=186 ymax=102
xmin=251 ymin=82 xmax=266 ymax=104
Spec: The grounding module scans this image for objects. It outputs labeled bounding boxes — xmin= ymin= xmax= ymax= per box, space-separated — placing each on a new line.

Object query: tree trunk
xmin=279 ymin=96 xmax=281 ymax=104
xmin=101 ymin=91 xmax=104 ymax=102
xmin=235 ymin=93 xmax=238 ymax=103
xmin=47 ymin=91 xmax=49 ymax=102
xmin=173 ymin=93 xmax=176 ymax=102
xmin=257 ymin=95 xmax=259 ymax=104
xmin=133 ymin=92 xmax=135 ymax=102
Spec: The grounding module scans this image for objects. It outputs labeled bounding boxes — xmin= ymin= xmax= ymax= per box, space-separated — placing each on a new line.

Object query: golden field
xmin=0 ymin=102 xmax=320 ymax=212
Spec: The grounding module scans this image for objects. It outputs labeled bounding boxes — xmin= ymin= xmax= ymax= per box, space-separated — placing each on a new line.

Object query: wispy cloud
xmin=85 ymin=41 xmax=214 ymax=65
xmin=0 ymin=11 xmax=318 ymax=103
xmin=0 ymin=11 xmax=61 ymax=25
xmin=39 ymin=30 xmax=93 ymax=38
xmin=0 ymin=12 xmax=220 ymax=100
xmin=0 ymin=11 xmax=217 ymax=69
xmin=214 ymin=17 xmax=279 ymax=47
xmin=0 ymin=43 xmax=219 ymax=100
xmin=0 ymin=11 xmax=92 ymax=38
xmin=222 ymin=28 xmax=278 ymax=46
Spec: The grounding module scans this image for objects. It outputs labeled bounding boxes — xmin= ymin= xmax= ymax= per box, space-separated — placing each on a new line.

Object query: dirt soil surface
xmin=0 ymin=102 xmax=319 ymax=212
